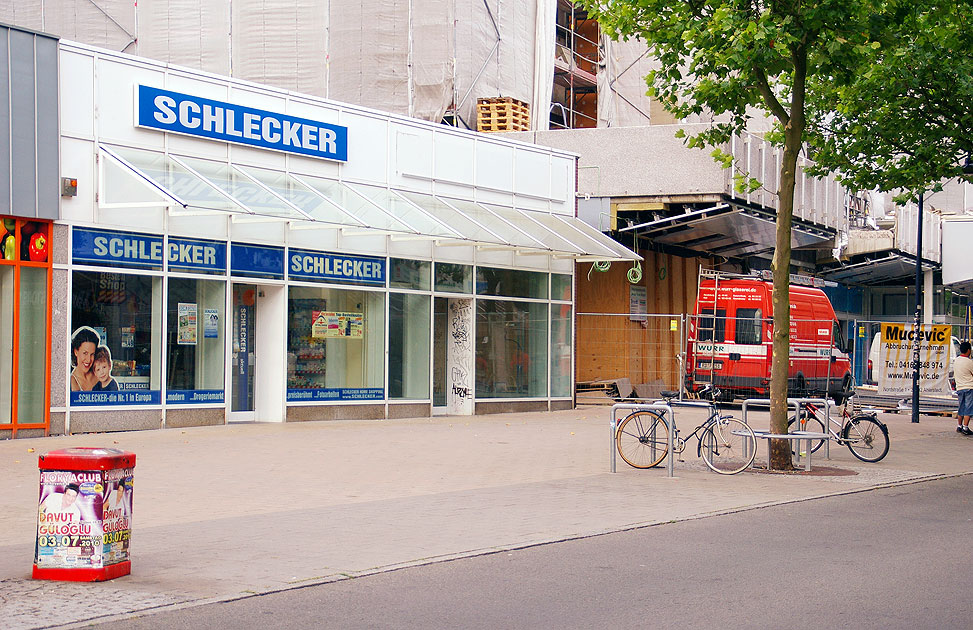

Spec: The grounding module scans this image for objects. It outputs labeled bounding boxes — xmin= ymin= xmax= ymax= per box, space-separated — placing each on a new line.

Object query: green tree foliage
xmin=578 ymin=0 xmax=880 ymax=468
xmin=805 ymin=1 xmax=973 ymax=198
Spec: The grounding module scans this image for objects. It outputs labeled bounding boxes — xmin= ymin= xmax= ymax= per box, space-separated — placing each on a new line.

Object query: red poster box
xmin=33 ymin=448 xmax=136 ymax=581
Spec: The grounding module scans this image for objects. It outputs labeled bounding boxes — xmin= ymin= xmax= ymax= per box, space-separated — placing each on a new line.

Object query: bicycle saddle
xmin=661 ymin=390 xmax=679 ymax=399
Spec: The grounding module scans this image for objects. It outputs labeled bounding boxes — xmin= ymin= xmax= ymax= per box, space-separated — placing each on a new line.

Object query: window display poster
xmin=204 ymin=308 xmax=219 ymax=338
xmin=178 ymin=303 xmax=198 ymax=345
xmin=35 ymin=468 xmax=134 ymax=570
xmin=312 ymin=311 xmax=364 ymax=339
xmin=120 ymin=326 xmax=135 ymax=348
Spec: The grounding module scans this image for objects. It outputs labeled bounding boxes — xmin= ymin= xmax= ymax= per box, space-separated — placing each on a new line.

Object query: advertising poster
xmin=120 ymin=326 xmax=135 ymax=348
xmin=877 ymin=323 xmax=951 ymax=395
xmin=35 ymin=469 xmax=134 ymax=570
xmin=312 ymin=311 xmax=364 ymax=339
xmin=203 ymin=308 xmax=219 ymax=338
xmin=177 ymin=303 xmax=198 ymax=345
xmin=629 ymin=286 xmax=647 ymax=323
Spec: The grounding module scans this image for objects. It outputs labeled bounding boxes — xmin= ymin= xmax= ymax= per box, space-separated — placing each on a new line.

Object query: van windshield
xmin=735 ymin=308 xmax=762 ymax=344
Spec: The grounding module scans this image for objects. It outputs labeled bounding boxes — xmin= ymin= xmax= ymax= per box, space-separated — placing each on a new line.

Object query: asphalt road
xmin=92 ymin=476 xmax=972 ymax=630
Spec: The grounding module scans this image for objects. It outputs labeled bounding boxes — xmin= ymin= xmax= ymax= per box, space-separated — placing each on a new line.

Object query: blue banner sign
xmin=168 ymin=237 xmax=226 ymax=273
xmin=287 ymin=388 xmax=385 ymax=402
xmin=74 ymin=228 xmax=228 ymax=274
xmin=166 ymin=390 xmax=225 ymax=404
xmin=71 ymin=390 xmax=161 ymax=406
xmin=137 ymin=85 xmax=348 ymax=162
xmin=231 ymin=243 xmax=285 ymax=278
xmin=289 ymin=249 xmax=385 ymax=286
xmin=73 ymin=228 xmax=163 ymax=269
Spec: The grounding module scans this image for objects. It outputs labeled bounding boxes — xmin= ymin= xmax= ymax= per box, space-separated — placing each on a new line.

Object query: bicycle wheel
xmin=616 ymin=410 xmax=669 ymax=469
xmin=787 ymin=410 xmax=827 ymax=455
xmin=842 ymin=415 xmax=890 ymax=463
xmin=700 ymin=417 xmax=756 ymax=475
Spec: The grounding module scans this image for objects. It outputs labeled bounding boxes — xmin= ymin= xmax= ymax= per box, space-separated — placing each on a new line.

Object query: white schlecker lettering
xmin=262 ymin=117 xmax=281 ymax=143
xmin=179 ymin=100 xmax=201 ymax=129
xmin=290 ymin=254 xmax=381 ymax=279
xmin=319 ymin=127 xmax=338 ymax=153
xmin=153 ymin=96 xmax=177 ymax=124
xmin=243 ymin=113 xmax=260 ymax=140
xmin=202 ymin=104 xmax=224 ymax=133
xmin=169 ymin=242 xmax=217 ymax=266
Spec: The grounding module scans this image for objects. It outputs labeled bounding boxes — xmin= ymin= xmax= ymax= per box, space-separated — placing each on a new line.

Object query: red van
xmin=686 ymin=276 xmax=854 ymax=402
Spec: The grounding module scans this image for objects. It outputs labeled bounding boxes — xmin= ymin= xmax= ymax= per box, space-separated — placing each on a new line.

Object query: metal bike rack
xmin=742 ymin=397 xmax=835 ymax=464
xmin=611 ymin=400 xmax=720 ymax=478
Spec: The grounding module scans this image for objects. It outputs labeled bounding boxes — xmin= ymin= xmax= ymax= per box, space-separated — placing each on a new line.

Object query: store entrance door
xmin=229 ymin=284 xmax=257 ymax=421
xmin=432 ymin=297 xmax=474 ymax=416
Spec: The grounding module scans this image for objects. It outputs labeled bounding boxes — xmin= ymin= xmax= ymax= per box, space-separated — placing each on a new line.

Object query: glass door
xmin=230 ymin=284 xmax=256 ymax=419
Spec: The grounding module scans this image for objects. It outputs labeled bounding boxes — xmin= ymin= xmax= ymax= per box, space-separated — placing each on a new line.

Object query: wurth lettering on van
xmin=687 ymin=275 xmax=853 ymax=403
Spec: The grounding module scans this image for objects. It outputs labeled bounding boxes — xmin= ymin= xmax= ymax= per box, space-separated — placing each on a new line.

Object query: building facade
xmin=0 ymin=25 xmax=635 ymax=437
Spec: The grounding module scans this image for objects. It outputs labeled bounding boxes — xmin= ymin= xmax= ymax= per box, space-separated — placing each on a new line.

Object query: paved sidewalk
xmin=1 ymin=406 xmax=970 ymax=629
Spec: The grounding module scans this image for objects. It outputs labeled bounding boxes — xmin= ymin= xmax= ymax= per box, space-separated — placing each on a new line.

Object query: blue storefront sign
xmin=166 ymin=390 xmax=225 ymax=404
xmin=73 ymin=228 xmax=228 ymax=274
xmin=289 ymin=249 xmax=385 ymax=285
xmin=237 ymin=304 xmax=251 ymax=411
xmin=287 ymin=388 xmax=384 ymax=402
xmin=137 ymin=85 xmax=348 ymax=162
xmin=168 ymin=237 xmax=226 ymax=273
xmin=73 ymin=228 xmax=163 ymax=269
xmin=231 ymin=243 xmax=285 ymax=279
xmin=71 ymin=390 xmax=162 ymax=406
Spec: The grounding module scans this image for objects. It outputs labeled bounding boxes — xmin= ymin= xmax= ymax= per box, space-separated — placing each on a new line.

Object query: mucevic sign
xmin=136 ymin=85 xmax=348 ymax=162
xmin=877 ymin=323 xmax=951 ymax=395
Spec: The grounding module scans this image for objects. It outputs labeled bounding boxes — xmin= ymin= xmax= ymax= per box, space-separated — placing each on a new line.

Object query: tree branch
xmin=753 ymin=66 xmax=790 ymax=125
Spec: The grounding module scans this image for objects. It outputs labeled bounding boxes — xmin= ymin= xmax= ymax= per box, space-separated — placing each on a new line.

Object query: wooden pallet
xmin=476 ymin=97 xmax=531 ymax=132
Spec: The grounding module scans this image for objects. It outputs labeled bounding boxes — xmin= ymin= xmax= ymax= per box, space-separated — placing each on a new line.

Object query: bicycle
xmin=615 ymin=385 xmax=757 ymax=475
xmin=786 ymin=392 xmax=890 ymax=463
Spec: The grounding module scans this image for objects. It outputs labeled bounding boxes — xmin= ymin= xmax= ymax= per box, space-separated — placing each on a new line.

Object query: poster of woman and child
xmin=70 ymin=325 xmax=161 ymax=405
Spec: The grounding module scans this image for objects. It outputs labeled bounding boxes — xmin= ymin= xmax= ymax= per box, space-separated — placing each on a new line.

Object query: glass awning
xmin=100 ymin=144 xmax=639 ymax=261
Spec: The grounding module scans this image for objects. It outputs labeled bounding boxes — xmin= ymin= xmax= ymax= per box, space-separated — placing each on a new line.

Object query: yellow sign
xmin=877 ymin=323 xmax=950 ymax=395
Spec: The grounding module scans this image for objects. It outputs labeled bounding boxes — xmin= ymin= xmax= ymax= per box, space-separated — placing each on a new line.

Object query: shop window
xmin=435 ymin=263 xmax=472 ymax=294
xmin=389 ymin=258 xmax=431 ymax=290
xmin=0 ymin=266 xmax=13 ymax=423
xmin=166 ymin=278 xmax=226 ymax=403
xmin=71 ymin=271 xmax=163 ymax=405
xmin=475 ymin=267 xmax=548 ymax=299
xmin=734 ymin=308 xmax=762 ymax=345
xmin=389 ymin=293 xmax=430 ymax=399
xmin=0 ymin=217 xmax=53 ymax=434
xmin=287 ymin=286 xmax=385 ymax=401
xmin=551 ymin=274 xmax=572 ymax=301
xmin=551 ymin=304 xmax=572 ymax=397
xmin=475 ymin=300 xmax=548 ymax=398
xmin=17 ymin=267 xmax=48 ymax=423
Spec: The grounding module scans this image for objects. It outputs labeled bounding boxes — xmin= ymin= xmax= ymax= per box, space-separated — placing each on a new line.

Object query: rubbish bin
xmin=33 ymin=447 xmax=136 ymax=581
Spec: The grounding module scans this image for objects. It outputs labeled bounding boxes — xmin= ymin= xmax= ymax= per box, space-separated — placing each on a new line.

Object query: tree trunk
xmin=768 ymin=48 xmax=808 ymax=470
xmin=769 ymin=134 xmax=799 ymax=469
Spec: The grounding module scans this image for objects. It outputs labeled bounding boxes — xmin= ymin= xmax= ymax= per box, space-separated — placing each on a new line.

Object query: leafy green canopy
xmin=579 ymin=0 xmax=880 ymax=162
xmin=805 ymin=1 xmax=973 ymax=198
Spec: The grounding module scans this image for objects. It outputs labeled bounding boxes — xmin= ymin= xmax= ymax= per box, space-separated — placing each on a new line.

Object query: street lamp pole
xmin=911 ymin=193 xmax=924 ymax=423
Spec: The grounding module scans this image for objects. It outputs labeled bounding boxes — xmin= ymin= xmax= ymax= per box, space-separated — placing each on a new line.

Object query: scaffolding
xmin=551 ymin=1 xmax=599 ymax=129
